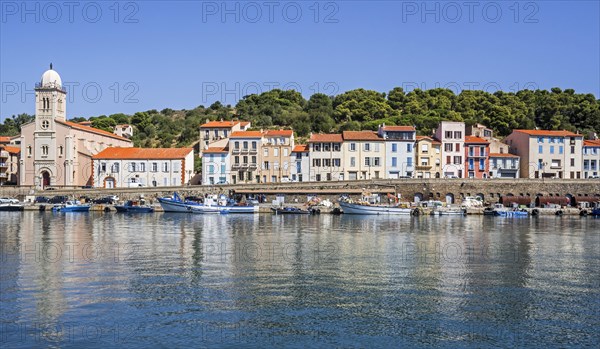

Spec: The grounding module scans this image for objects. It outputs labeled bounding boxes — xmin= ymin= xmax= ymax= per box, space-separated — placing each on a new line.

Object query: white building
xmin=505 ymin=130 xmax=584 ymax=179
xmin=202 ymin=146 xmax=230 ymax=185
xmin=342 ymin=131 xmax=385 ymax=180
xmin=435 ymin=121 xmax=465 ymax=178
xmin=199 ymin=120 xmax=251 ymax=154
xmin=583 ymin=139 xmax=600 ymax=178
xmin=92 ymin=147 xmax=194 ymax=188
xmin=488 ymin=153 xmax=520 ymax=178
xmin=308 ymin=134 xmax=344 ymax=181
xmin=114 ymin=124 xmax=133 ymax=138
xmin=291 ymin=144 xmax=309 ymax=182
xmin=378 ymin=125 xmax=416 ymax=178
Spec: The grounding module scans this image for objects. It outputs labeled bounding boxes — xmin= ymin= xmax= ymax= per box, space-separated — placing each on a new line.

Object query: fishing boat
xmin=491 ymin=203 xmax=528 ymax=217
xmin=483 ymin=207 xmax=496 ymax=216
xmin=0 ymin=203 xmax=24 ymax=211
xmin=52 ymin=200 xmax=91 ymax=212
xmin=338 ymin=201 xmax=413 ymax=215
xmin=271 ymin=206 xmax=312 ymax=215
xmin=114 ymin=200 xmax=154 ymax=213
xmin=436 ymin=206 xmax=467 ymax=216
xmin=217 ymin=195 xmax=259 ymax=214
xmin=157 ymin=192 xmax=202 ymax=212
xmin=189 ymin=205 xmax=230 ymax=214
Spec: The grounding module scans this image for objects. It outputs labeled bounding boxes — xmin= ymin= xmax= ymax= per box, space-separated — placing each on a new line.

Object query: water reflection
xmin=0 ymin=212 xmax=598 ymax=348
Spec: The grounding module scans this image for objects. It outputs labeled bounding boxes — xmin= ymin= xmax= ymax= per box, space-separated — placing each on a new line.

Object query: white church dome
xmin=41 ymin=64 xmax=62 ymax=88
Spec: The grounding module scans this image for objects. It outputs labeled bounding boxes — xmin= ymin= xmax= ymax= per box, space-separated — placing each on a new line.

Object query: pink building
xmin=434 ymin=121 xmax=465 ymax=178
xmin=19 ymin=66 xmax=132 ymax=188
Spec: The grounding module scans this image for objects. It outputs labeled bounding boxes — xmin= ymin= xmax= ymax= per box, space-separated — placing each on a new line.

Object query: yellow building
xmin=261 ymin=130 xmax=294 ymax=183
xmin=415 ymin=136 xmax=442 ymax=179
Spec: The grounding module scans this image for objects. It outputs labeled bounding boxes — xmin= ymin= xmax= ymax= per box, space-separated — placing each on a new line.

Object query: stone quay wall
xmin=2 ymin=179 xmax=599 ymax=204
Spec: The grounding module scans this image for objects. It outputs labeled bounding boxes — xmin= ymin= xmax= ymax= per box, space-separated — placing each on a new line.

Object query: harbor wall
xmin=3 ymin=179 xmax=599 ymax=204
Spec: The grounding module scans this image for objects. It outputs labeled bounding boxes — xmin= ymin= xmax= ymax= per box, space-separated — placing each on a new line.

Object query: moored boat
xmin=491 ymin=204 xmax=528 ymax=217
xmin=436 ymin=206 xmax=467 ymax=216
xmin=338 ymin=201 xmax=413 ymax=215
xmin=52 ymin=200 xmax=91 ymax=212
xmin=0 ymin=203 xmax=24 ymax=211
xmin=189 ymin=205 xmax=230 ymax=214
xmin=114 ymin=200 xmax=154 ymax=213
xmin=271 ymin=206 xmax=313 ymax=215
xmin=158 ymin=192 xmax=202 ymax=212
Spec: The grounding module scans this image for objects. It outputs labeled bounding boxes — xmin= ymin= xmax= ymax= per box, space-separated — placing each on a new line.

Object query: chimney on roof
xmin=205 ymin=118 xmax=209 ymax=123
xmin=588 ymin=131 xmax=598 ymax=140
xmin=220 ymin=118 xmax=224 ymax=122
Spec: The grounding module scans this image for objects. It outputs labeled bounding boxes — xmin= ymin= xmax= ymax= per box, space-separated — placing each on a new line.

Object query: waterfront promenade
xmin=2 ymin=178 xmax=599 ymax=204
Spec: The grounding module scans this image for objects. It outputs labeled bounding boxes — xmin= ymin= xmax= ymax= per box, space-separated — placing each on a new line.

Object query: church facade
xmin=19 ymin=66 xmax=132 ymax=188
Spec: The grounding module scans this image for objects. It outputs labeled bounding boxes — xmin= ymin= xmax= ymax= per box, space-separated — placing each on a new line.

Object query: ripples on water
xmin=1 ymin=212 xmax=599 ymax=348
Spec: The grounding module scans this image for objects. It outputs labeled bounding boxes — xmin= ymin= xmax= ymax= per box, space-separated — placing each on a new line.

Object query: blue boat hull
xmin=52 ymin=206 xmax=91 ymax=212
xmin=115 ymin=206 xmax=154 ymax=213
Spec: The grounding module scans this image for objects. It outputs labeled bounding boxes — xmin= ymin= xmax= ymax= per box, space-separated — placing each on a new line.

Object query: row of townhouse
xmin=200 ymin=119 xmax=599 ymax=185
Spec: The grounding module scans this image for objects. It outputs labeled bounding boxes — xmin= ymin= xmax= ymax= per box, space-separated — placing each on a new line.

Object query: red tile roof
xmin=3 ymin=145 xmax=20 ymax=154
xmin=309 ymin=133 xmax=343 ymax=143
xmin=416 ymin=136 xmax=441 ymax=144
xmin=489 ymin=153 xmax=519 ymax=158
xmin=200 ymin=120 xmax=239 ymax=128
xmin=513 ymin=129 xmax=581 ymax=137
xmin=342 ymin=131 xmax=383 ymax=141
xmin=382 ymin=126 xmax=416 ymax=132
xmin=293 ymin=144 xmax=308 ymax=152
xmin=230 ymin=131 xmax=263 ymax=138
xmin=265 ymin=129 xmax=293 ymax=137
xmin=465 ymin=136 xmax=489 ymax=144
xmin=0 ymin=136 xmax=10 ymax=143
xmin=92 ymin=147 xmax=193 ymax=159
xmin=56 ymin=120 xmax=131 ymax=142
xmin=584 ymin=140 xmax=600 ymax=147
xmin=204 ymin=147 xmax=229 ymax=154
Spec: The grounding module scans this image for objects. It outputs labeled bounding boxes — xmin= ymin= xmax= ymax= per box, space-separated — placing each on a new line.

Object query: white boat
xmin=52 ymin=200 xmax=91 ymax=212
xmin=339 ymin=201 xmax=413 ymax=215
xmin=158 ymin=192 xmax=202 ymax=212
xmin=461 ymin=196 xmax=484 ymax=208
xmin=0 ymin=202 xmax=24 ymax=211
xmin=189 ymin=205 xmax=230 ymax=214
xmin=492 ymin=203 xmax=529 ymax=217
xmin=436 ymin=206 xmax=467 ymax=216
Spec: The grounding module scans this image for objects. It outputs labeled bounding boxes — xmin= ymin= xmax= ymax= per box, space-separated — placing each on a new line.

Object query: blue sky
xmin=1 ymin=0 xmax=599 ymax=120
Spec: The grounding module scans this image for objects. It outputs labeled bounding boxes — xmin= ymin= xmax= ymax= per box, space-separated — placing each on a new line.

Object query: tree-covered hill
xmin=2 ymin=87 xmax=599 ymax=146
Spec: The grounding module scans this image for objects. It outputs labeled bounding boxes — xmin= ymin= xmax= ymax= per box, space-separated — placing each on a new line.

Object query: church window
xmin=41 ymin=120 xmax=49 ymax=130
xmin=59 ymin=146 xmax=63 ymax=156
xmin=42 ymin=145 xmax=49 ymax=156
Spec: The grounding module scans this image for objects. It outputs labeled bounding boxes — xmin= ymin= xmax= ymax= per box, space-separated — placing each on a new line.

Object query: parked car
xmin=0 ymin=197 xmax=19 ymax=204
xmin=49 ymin=196 xmax=68 ymax=204
xmin=93 ymin=196 xmax=116 ymax=204
xmin=34 ymin=196 xmax=50 ymax=203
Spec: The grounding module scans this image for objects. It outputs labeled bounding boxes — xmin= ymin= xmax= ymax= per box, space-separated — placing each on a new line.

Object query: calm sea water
xmin=1 ymin=212 xmax=599 ymax=348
